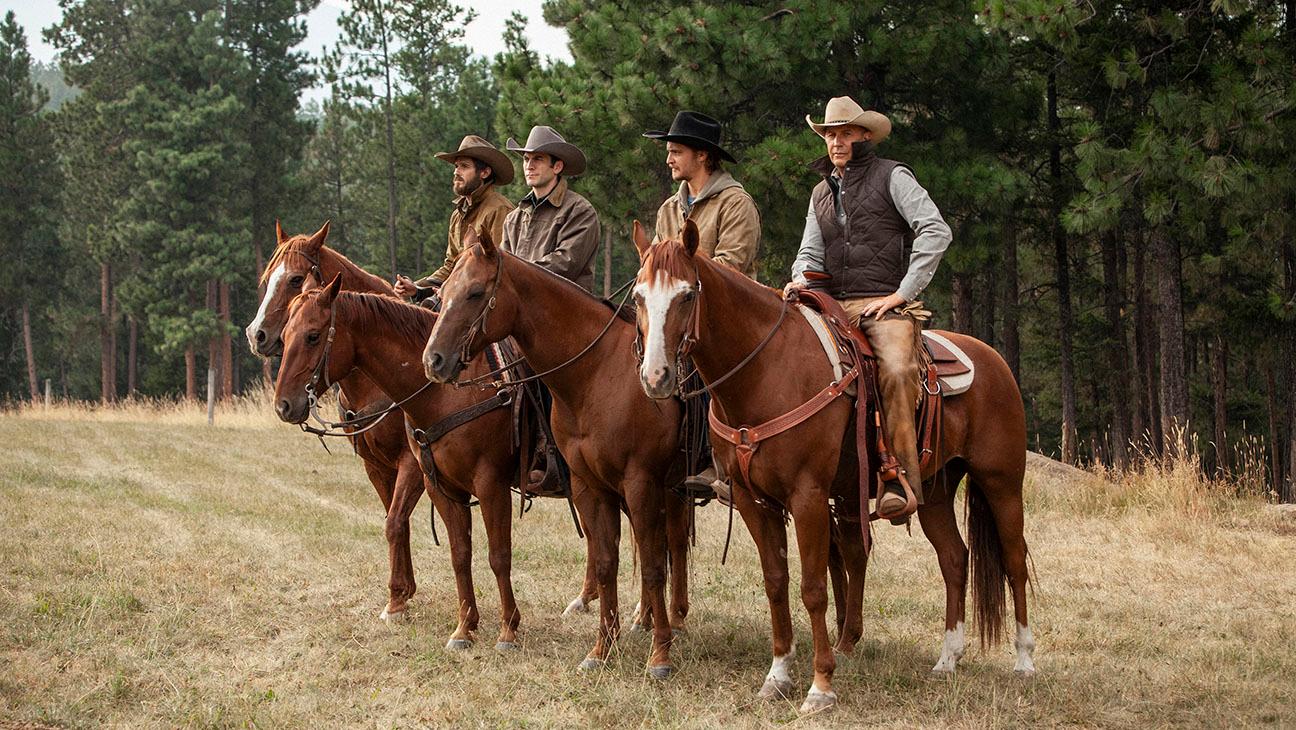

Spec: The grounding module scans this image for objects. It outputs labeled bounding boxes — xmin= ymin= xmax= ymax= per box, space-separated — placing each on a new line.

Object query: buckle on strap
xmin=737 ymin=427 xmax=752 ymax=445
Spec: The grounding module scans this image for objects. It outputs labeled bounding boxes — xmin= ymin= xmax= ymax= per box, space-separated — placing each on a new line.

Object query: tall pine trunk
xmin=1152 ymin=228 xmax=1189 ymax=453
xmin=100 ymin=261 xmax=116 ymax=403
xmin=1132 ymin=235 xmax=1160 ymax=451
xmin=951 ymin=271 xmax=973 ymax=334
xmin=999 ymin=223 xmax=1020 ymax=380
xmin=220 ymin=281 xmax=233 ymax=397
xmin=185 ymin=346 xmax=197 ymax=400
xmin=22 ymin=301 xmax=38 ymax=401
xmin=1101 ymin=231 xmax=1131 ymax=469
xmin=1210 ymin=336 xmax=1228 ymax=478
xmin=602 ymin=229 xmax=613 ymax=297
xmin=1048 ymin=70 xmax=1077 ymax=464
xmin=1283 ymin=234 xmax=1295 ymax=502
xmin=127 ymin=316 xmax=138 ymax=396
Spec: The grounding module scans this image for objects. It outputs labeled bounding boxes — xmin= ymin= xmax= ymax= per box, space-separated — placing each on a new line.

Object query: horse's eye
xmin=290 ymin=276 xmax=304 ymax=288
xmin=466 ymin=286 xmax=485 ymax=300
xmin=307 ymin=331 xmax=320 ymax=345
xmin=682 ymin=290 xmax=697 ymax=302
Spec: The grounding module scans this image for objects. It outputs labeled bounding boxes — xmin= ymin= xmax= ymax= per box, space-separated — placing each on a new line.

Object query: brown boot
xmin=877 ymin=481 xmax=909 ymax=522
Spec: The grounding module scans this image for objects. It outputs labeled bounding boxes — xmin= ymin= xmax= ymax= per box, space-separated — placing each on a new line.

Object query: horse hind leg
xmin=966 ymin=467 xmax=1035 ymax=676
xmin=917 ymin=462 xmax=969 ymax=675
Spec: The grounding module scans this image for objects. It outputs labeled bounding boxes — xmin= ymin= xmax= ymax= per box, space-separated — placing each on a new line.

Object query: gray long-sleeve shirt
xmin=791 ymin=167 xmax=952 ymax=302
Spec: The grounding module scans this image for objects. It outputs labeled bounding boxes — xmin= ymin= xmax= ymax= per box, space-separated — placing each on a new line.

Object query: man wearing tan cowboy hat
xmin=394 ymin=135 xmax=515 ymax=302
xmin=785 ymin=96 xmax=953 ymax=523
xmin=500 ymin=125 xmax=601 ymax=291
xmin=643 ymin=111 xmax=762 ymax=498
xmin=643 ymin=111 xmax=761 ymax=276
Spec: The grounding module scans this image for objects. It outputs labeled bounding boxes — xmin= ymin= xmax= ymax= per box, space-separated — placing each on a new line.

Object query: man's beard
xmin=454 ymin=176 xmax=482 ymax=196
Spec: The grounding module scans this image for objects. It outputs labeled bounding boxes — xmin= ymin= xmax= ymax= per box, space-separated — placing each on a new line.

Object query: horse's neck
xmin=693 ymin=258 xmax=799 ymax=410
xmin=507 ymin=257 xmax=634 ymax=402
xmin=324 ymin=248 xmax=395 ymax=295
xmin=342 ymin=305 xmax=432 ymax=403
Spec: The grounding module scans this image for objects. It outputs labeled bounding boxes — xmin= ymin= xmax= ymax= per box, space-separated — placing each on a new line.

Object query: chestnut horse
xmin=246 ymin=222 xmax=617 ymax=622
xmin=421 ymin=229 xmax=692 ymax=679
xmin=274 ymin=274 xmax=529 ymax=650
xmin=247 ymin=221 xmax=427 ymax=621
xmin=633 ymin=221 xmax=1034 ymax=713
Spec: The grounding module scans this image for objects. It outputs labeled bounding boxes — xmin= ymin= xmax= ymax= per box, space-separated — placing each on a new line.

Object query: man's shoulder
xmin=483 ymin=188 xmax=515 ymax=210
xmin=562 ymin=188 xmax=599 ymax=216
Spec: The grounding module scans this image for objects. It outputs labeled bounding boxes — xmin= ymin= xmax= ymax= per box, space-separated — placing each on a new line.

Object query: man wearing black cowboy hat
xmin=643 ymin=111 xmax=761 ymax=276
xmin=644 ymin=111 xmax=762 ymax=498
xmin=395 ymin=135 xmax=515 ymax=302
xmin=500 ymin=125 xmax=601 ymax=291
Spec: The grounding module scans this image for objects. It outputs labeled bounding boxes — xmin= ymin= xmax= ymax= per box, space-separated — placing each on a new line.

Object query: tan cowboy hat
xmin=435 ymin=135 xmax=514 ymax=185
xmin=805 ymin=96 xmax=892 ymax=143
xmin=505 ymin=125 xmax=588 ymax=176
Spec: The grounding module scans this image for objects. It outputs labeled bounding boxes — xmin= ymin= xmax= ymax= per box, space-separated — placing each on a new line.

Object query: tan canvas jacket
xmin=501 ymin=177 xmax=601 ymax=291
xmin=418 ymin=183 xmax=514 ymax=286
xmin=653 ymin=170 xmax=761 ymax=278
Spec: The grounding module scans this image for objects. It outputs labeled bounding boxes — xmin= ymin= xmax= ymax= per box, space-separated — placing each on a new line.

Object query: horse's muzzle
xmin=640 ymin=368 xmax=677 ymax=400
xmin=423 ymin=349 xmax=462 ymax=384
xmin=277 ymin=396 xmax=308 ymax=424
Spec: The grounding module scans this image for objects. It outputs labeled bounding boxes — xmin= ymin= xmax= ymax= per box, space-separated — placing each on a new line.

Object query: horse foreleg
xmin=564 ymin=529 xmax=599 ymax=616
xmin=664 ymin=491 xmax=691 ymax=634
xmin=626 ymin=477 xmax=674 ymax=679
xmin=917 ymin=465 xmax=968 ymax=675
xmin=475 ymin=467 xmax=520 ymax=651
xmin=380 ymin=454 xmax=423 ymax=621
xmin=574 ymin=483 xmax=621 ymax=671
xmin=435 ymin=492 xmax=478 ymax=651
xmin=789 ymin=489 xmax=837 ymax=714
xmin=733 ymin=486 xmax=794 ymax=701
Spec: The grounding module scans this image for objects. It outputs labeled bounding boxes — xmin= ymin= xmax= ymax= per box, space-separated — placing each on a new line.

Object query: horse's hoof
xmin=379 ymin=608 xmax=406 ymax=623
xmin=671 ymin=627 xmax=687 ymax=638
xmin=757 ymin=677 xmax=794 ymax=700
xmin=930 ymin=665 xmax=957 ymax=678
xmin=798 ymin=688 xmax=838 ymax=715
xmin=628 ymin=622 xmax=648 ymax=634
xmin=647 ymin=664 xmax=674 ymax=681
xmin=445 ymin=638 xmax=473 ymax=651
xmin=578 ymin=658 xmax=606 ymax=672
xmin=495 ymin=641 xmax=520 ymax=652
xmin=563 ymin=597 xmax=590 ymax=616
xmin=1014 ymin=667 xmax=1037 ymax=679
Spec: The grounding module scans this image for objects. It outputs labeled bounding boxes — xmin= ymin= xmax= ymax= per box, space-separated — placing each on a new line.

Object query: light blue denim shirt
xmin=791 ymin=167 xmax=952 ymax=302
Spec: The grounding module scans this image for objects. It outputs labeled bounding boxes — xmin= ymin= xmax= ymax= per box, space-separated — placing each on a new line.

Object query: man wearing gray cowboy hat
xmin=643 ymin=111 xmax=761 ymax=277
xmin=395 ymin=135 xmax=515 ymax=302
xmin=500 ymin=125 xmax=601 ymax=291
xmin=785 ymin=96 xmax=953 ymax=523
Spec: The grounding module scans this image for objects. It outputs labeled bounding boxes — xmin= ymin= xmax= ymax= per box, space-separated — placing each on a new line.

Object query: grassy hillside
xmin=1 ymin=397 xmax=1293 ymax=728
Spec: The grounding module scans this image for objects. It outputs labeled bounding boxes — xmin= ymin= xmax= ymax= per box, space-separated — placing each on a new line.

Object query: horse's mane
xmin=291 ymin=289 xmax=435 ymax=349
xmin=505 ymin=250 xmax=637 ymax=322
xmin=640 ymin=238 xmax=782 ymax=300
xmin=263 ymin=237 xmax=393 ymax=295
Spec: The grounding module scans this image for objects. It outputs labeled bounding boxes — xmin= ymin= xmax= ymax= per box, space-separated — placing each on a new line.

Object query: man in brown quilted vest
xmin=785 ymin=96 xmax=952 ymax=522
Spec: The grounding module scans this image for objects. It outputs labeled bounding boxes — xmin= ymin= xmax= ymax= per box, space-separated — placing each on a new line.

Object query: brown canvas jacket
xmin=501 ymin=177 xmax=601 ymax=291
xmin=653 ymin=170 xmax=761 ymax=278
xmin=418 ymin=183 xmax=514 ymax=286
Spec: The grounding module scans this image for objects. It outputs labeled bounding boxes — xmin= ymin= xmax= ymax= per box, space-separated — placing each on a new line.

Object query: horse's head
xmin=247 ymin=220 xmax=330 ymax=357
xmin=273 ymin=273 xmax=354 ymax=424
xmin=423 ymin=227 xmax=513 ymax=383
xmin=633 ymin=219 xmax=702 ymax=399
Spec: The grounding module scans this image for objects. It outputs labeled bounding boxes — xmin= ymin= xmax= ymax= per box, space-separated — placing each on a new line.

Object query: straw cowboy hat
xmin=435 ymin=135 xmax=514 ymax=185
xmin=642 ymin=110 xmax=737 ymax=163
xmin=505 ymin=125 xmax=588 ymax=176
xmin=805 ymin=96 xmax=892 ymax=143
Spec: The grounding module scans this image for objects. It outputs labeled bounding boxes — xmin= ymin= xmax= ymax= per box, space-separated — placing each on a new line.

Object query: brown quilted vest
xmin=809 ymin=142 xmax=915 ymax=299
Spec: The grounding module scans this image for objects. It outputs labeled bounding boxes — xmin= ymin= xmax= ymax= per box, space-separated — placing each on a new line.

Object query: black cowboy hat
xmin=642 ymin=111 xmax=737 ymax=163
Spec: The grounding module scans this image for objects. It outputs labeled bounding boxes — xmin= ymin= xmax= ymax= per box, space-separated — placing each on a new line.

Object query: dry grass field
xmin=2 ymin=395 xmax=1295 ymax=728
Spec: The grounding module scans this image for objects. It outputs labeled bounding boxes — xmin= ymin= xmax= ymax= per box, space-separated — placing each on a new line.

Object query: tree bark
xmin=220 ymin=281 xmax=233 ymax=398
xmin=603 ymin=229 xmax=613 ymax=297
xmin=999 ymin=223 xmax=1020 ymax=380
xmin=976 ymin=270 xmax=996 ymax=349
xmin=1266 ymin=366 xmax=1281 ymax=496
xmin=100 ymin=261 xmax=116 ymax=403
xmin=1132 ymin=235 xmax=1159 ymax=451
xmin=1152 ymin=228 xmax=1189 ymax=453
xmin=127 ymin=316 xmax=138 ymax=397
xmin=22 ymin=301 xmax=38 ymax=401
xmin=1048 ymin=70 xmax=1077 ymax=464
xmin=1283 ymin=233 xmax=1295 ymax=502
xmin=1209 ymin=335 xmax=1228 ymax=478
xmin=185 ymin=346 xmax=197 ymax=400
xmin=951 ymin=271 xmax=973 ymax=334
xmin=1100 ymin=232 xmax=1131 ymax=469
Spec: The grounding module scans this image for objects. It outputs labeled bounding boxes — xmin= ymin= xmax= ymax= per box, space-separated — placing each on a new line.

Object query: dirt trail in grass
xmin=2 ymin=406 xmax=1294 ymax=728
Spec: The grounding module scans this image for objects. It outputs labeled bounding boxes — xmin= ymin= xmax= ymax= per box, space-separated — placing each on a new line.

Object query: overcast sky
xmin=3 ymin=0 xmax=572 ymax=103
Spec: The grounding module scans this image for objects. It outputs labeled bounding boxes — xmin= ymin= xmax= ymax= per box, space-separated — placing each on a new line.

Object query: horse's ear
xmin=320 ymin=273 xmax=343 ymax=305
xmin=305 ymin=220 xmax=330 ymax=253
xmin=682 ymin=219 xmax=700 ymax=257
xmin=632 ymin=220 xmax=651 ymax=260
xmin=275 ymin=219 xmax=287 ymax=244
xmin=467 ymin=225 xmax=496 ymax=258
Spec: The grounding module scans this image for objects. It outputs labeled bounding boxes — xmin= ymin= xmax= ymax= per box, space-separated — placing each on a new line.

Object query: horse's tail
xmin=967 ymin=479 xmax=1007 ymax=648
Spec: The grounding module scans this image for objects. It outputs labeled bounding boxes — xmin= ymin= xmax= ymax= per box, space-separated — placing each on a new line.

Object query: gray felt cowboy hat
xmin=505 ymin=125 xmax=588 ymax=176
xmin=805 ymin=96 xmax=892 ymax=143
xmin=435 ymin=135 xmax=515 ymax=185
